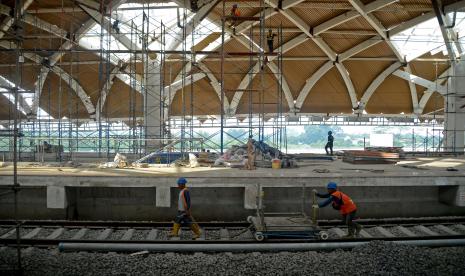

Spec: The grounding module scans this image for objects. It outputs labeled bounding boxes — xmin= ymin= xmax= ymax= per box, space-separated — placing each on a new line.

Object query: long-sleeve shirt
xmin=316 ymin=192 xmax=342 ymax=208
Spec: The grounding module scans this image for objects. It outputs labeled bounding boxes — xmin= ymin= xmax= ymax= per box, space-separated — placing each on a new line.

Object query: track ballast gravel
xmin=0 ymin=241 xmax=464 ymax=275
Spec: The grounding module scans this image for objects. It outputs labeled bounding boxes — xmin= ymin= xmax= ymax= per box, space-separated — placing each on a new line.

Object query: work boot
xmin=343 ymin=228 xmax=355 ymax=239
xmin=169 ymin=223 xmax=181 ymax=237
xmin=355 ymin=224 xmax=363 ymax=237
xmin=190 ymin=223 xmax=201 ymax=240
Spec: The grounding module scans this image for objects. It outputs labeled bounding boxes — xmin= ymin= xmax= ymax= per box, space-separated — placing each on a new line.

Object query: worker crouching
xmin=313 ymin=182 xmax=362 ymax=238
xmin=170 ymin=177 xmax=202 ymax=239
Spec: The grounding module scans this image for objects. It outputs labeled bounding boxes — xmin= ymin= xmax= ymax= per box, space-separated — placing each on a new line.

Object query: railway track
xmin=1 ymin=217 xmax=465 ymax=250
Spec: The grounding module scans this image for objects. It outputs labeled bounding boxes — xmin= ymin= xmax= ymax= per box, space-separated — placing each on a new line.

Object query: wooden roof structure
xmin=0 ymin=0 xmax=462 ymax=121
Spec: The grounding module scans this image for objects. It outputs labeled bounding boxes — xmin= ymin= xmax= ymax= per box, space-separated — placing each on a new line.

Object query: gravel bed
xmin=0 ymin=227 xmax=14 ymax=237
xmin=386 ymin=226 xmax=407 ymax=237
xmin=157 ymin=229 xmax=169 ymax=240
xmin=230 ymin=229 xmax=253 ymax=240
xmin=362 ymin=227 xmax=379 ymax=237
xmin=204 ymin=229 xmax=220 ymax=240
xmin=60 ymin=229 xmax=80 ymax=240
xmin=430 ymin=225 xmax=452 ymax=236
xmin=12 ymin=228 xmax=34 ymax=238
xmin=132 ymin=229 xmax=150 ymax=240
xmin=450 ymin=224 xmax=465 ymax=234
xmin=406 ymin=226 xmax=426 ymax=236
xmin=108 ymin=230 xmax=126 ymax=240
xmin=35 ymin=228 xmax=57 ymax=239
xmin=83 ymin=229 xmax=104 ymax=240
xmin=0 ymin=241 xmax=464 ymax=275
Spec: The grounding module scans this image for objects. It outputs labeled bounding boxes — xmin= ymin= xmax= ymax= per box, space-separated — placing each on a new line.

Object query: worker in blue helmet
xmin=169 ymin=177 xmax=201 ymax=239
xmin=313 ymin=182 xmax=362 ymax=238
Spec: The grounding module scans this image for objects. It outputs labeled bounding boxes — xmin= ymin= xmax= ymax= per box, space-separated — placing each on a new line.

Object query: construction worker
xmin=229 ymin=4 xmax=241 ymax=34
xmin=266 ymin=29 xmax=276 ymax=53
xmin=245 ymin=135 xmax=256 ymax=170
xmin=313 ymin=182 xmax=362 ymax=238
xmin=169 ymin=177 xmax=201 ymax=239
xmin=325 ymin=130 xmax=334 ymax=155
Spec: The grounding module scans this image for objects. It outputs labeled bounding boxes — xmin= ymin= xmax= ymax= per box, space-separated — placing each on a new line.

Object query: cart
xmin=247 ymin=183 xmax=329 ymax=241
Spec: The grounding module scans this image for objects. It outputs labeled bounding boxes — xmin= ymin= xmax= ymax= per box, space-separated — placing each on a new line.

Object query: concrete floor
xmin=0 ymin=156 xmax=464 ymax=178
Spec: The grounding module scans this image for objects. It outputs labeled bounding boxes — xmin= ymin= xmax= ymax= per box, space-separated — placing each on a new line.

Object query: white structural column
xmin=444 ymin=61 xmax=465 ymax=152
xmin=145 ymin=58 xmax=163 ymax=149
xmin=82 ymin=3 xmax=164 ymax=149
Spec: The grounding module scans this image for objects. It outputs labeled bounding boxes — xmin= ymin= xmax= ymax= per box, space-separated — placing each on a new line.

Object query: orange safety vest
xmin=231 ymin=8 xmax=240 ymax=17
xmin=331 ymin=190 xmax=356 ymax=215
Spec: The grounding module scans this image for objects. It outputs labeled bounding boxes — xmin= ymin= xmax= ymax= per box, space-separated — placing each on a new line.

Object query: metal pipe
xmin=59 ymin=239 xmax=465 ymax=253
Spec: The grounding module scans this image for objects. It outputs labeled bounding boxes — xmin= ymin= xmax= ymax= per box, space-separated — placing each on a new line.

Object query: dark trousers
xmin=325 ymin=142 xmax=333 ymax=155
xmin=267 ymin=41 xmax=273 ymax=53
xmin=342 ymin=210 xmax=360 ymax=235
xmin=174 ymin=211 xmax=192 ymax=225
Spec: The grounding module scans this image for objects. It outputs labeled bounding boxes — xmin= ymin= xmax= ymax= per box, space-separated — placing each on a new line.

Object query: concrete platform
xmin=0 ymin=157 xmax=464 ymax=221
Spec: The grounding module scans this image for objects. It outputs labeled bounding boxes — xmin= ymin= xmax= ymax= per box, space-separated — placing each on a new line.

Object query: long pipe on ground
xmin=59 ymin=239 xmax=465 ymax=253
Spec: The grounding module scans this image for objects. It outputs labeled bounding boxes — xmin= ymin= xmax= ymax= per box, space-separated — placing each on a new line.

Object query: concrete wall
xmin=0 ymin=183 xmax=464 ymax=221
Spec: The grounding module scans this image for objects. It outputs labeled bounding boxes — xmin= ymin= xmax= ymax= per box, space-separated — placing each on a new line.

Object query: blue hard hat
xmin=177 ymin=177 xmax=187 ymax=185
xmin=327 ymin=182 xmax=337 ymax=189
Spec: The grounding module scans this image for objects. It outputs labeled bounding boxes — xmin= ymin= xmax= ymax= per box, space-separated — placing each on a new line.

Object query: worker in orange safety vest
xmin=313 ymin=182 xmax=362 ymax=238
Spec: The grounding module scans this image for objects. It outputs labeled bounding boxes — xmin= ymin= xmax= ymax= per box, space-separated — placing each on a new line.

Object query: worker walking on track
xmin=313 ymin=182 xmax=362 ymax=238
xmin=169 ymin=177 xmax=202 ymax=239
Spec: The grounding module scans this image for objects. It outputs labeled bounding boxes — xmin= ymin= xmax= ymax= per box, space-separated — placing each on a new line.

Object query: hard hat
xmin=328 ymin=131 xmax=332 ymax=134
xmin=327 ymin=182 xmax=337 ymax=189
xmin=177 ymin=177 xmax=187 ymax=185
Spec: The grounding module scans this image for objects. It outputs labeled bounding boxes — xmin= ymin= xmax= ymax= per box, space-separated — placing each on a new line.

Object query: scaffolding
xmin=0 ymin=1 xmax=451 ymax=163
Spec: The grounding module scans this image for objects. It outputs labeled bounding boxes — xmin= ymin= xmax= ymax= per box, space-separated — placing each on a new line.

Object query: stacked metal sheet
xmin=343 ymin=150 xmax=399 ymax=164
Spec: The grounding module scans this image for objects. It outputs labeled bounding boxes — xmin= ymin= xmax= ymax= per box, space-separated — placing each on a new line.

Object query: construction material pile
xmin=343 ymin=150 xmax=399 ymax=164
xmin=365 ymin=146 xmax=406 ymax=158
xmin=1 ymin=241 xmax=464 ymax=275
xmin=214 ymin=140 xmax=296 ymax=168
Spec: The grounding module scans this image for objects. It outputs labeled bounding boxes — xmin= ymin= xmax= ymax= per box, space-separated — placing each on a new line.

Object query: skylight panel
xmin=391 ymin=17 xmax=446 ymax=61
